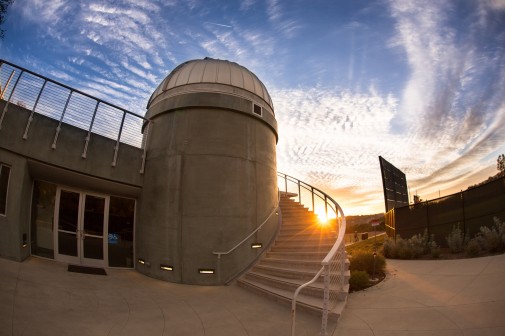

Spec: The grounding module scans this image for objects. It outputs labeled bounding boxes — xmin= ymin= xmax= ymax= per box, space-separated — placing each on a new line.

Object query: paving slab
xmin=0 ymin=257 xmax=328 ymax=336
xmin=334 ymin=253 xmax=505 ymax=336
xmin=1 ymin=253 xmax=504 ymax=336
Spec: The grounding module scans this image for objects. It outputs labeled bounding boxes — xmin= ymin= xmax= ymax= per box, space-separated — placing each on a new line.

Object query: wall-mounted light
xmin=251 ymin=243 xmax=263 ymax=249
xmin=22 ymin=233 xmax=27 ymax=248
xmin=198 ymin=269 xmax=215 ymax=274
xmin=160 ymin=264 xmax=173 ymax=271
xmin=138 ymin=258 xmax=145 ymax=265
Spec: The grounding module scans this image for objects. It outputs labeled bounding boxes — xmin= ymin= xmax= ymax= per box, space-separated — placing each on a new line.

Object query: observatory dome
xmin=147 ymin=57 xmax=274 ymax=112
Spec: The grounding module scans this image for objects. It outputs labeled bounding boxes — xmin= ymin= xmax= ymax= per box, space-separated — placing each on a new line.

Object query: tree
xmin=498 ymin=154 xmax=505 ymax=177
xmin=0 ymin=0 xmax=14 ymax=40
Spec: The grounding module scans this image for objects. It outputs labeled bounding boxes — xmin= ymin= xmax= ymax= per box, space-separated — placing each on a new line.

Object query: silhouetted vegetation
xmin=0 ymin=0 xmax=14 ymax=39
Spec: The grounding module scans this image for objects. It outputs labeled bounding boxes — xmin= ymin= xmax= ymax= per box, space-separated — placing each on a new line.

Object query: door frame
xmin=53 ymin=186 xmax=109 ymax=267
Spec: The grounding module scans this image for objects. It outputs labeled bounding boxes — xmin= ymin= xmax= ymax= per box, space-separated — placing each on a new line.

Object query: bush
xmin=396 ymin=237 xmax=413 ymax=259
xmin=477 ymin=217 xmax=505 ymax=253
xmin=446 ymin=225 xmax=465 ymax=253
xmin=384 ymin=231 xmax=439 ymax=259
xmin=429 ymin=239 xmax=441 ymax=258
xmin=349 ymin=250 xmax=386 ymax=276
xmin=465 ymin=239 xmax=481 ymax=257
xmin=383 ymin=237 xmax=396 ymax=258
xmin=349 ymin=270 xmax=369 ymax=291
xmin=409 ymin=230 xmax=429 ymax=258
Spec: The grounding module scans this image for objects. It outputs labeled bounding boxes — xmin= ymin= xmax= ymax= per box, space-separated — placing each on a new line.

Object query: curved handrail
xmin=278 ymin=172 xmax=339 ymax=221
xmin=277 ymin=172 xmax=347 ymax=336
xmin=212 ymin=190 xmax=280 ymax=258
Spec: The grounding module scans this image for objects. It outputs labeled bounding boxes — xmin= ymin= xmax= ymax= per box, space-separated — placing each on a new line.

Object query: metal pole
xmin=0 ymin=70 xmax=15 ymax=99
xmin=112 ymin=111 xmax=127 ymax=167
xmin=0 ymin=70 xmax=24 ymax=129
xmin=23 ymin=80 xmax=48 ymax=139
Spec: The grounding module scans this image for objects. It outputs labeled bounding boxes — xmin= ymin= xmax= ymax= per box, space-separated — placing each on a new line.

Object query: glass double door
xmin=54 ymin=188 xmax=108 ymax=267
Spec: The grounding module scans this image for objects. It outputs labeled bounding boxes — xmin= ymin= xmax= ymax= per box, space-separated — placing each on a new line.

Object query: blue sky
xmin=1 ymin=0 xmax=505 ymax=215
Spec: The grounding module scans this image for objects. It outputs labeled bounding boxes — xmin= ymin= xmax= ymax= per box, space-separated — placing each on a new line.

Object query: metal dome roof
xmin=147 ymin=58 xmax=274 ymax=110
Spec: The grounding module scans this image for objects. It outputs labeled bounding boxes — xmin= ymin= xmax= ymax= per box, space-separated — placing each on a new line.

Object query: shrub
xmin=446 ymin=225 xmax=465 ymax=253
xmin=409 ymin=230 xmax=429 ymax=258
xmin=349 ymin=250 xmax=386 ymax=276
xmin=429 ymin=239 xmax=441 ymax=258
xmin=384 ymin=232 xmax=439 ymax=259
xmin=465 ymin=239 xmax=481 ymax=257
xmin=383 ymin=237 xmax=396 ymax=258
xmin=477 ymin=217 xmax=505 ymax=253
xmin=349 ymin=270 xmax=369 ymax=291
xmin=396 ymin=237 xmax=413 ymax=259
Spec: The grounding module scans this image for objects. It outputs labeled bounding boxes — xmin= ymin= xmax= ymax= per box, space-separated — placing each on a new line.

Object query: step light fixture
xmin=198 ymin=269 xmax=215 ymax=274
xmin=251 ymin=243 xmax=262 ymax=249
xmin=160 ymin=264 xmax=173 ymax=271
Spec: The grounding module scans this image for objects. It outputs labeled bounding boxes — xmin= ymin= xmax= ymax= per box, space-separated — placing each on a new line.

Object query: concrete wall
xmin=137 ymin=102 xmax=278 ymax=285
xmin=0 ymin=101 xmax=144 ymax=189
xmin=0 ymin=101 xmax=144 ymax=261
xmin=0 ymin=150 xmax=31 ymax=261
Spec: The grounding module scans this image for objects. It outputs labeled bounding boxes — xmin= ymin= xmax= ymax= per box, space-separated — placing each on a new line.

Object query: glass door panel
xmin=57 ymin=190 xmax=80 ymax=258
xmin=82 ymin=195 xmax=105 ymax=261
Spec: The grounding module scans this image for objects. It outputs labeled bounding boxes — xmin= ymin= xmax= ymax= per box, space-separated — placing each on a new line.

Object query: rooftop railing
xmin=0 ymin=59 xmax=150 ymax=172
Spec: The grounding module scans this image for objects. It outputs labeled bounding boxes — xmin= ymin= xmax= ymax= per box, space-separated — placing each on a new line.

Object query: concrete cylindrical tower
xmin=136 ymin=58 xmax=278 ymax=285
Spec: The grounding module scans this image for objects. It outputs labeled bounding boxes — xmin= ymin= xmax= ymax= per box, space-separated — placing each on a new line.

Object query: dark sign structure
xmin=379 ymin=156 xmax=409 ymax=212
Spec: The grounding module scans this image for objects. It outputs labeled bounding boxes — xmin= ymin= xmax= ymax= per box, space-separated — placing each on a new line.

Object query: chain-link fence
xmin=385 ymin=176 xmax=505 ymax=246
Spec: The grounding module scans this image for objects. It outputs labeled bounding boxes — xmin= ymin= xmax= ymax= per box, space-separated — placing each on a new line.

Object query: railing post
xmin=139 ymin=120 xmax=151 ymax=174
xmin=0 ymin=70 xmax=14 ymax=99
xmin=52 ymin=91 xmax=73 ymax=149
xmin=297 ymin=180 xmax=301 ymax=204
xmin=324 ymin=195 xmax=328 ymax=220
xmin=311 ymin=187 xmax=315 ymax=213
xmin=0 ymin=70 xmax=23 ymax=130
xmin=284 ymin=174 xmax=288 ymax=194
xmin=320 ymin=264 xmax=330 ymax=336
xmin=82 ymin=101 xmax=100 ymax=158
xmin=111 ymin=111 xmax=126 ymax=167
xmin=23 ymin=80 xmax=47 ymax=139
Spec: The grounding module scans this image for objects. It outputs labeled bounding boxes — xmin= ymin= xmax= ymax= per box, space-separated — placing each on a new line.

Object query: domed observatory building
xmin=136 ymin=58 xmax=279 ymax=285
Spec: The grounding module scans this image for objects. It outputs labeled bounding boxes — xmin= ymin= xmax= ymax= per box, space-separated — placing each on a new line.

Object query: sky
xmin=1 ymin=0 xmax=505 ymax=216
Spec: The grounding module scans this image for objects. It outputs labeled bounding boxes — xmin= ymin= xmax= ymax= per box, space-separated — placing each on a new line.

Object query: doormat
xmin=68 ymin=264 xmax=107 ymax=276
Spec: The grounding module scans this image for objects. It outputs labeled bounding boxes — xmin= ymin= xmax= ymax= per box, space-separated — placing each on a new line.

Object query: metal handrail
xmin=277 ymin=172 xmax=347 ymax=336
xmin=0 ymin=59 xmax=145 ymax=121
xmin=212 ymin=190 xmax=280 ymax=258
xmin=0 ymin=59 xmax=149 ymax=173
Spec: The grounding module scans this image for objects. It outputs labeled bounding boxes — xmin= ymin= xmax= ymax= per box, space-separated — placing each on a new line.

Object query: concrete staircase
xmin=237 ymin=194 xmax=349 ymax=319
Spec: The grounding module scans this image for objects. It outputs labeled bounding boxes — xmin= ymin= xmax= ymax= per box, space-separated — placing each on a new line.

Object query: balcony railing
xmin=0 ymin=59 xmax=149 ymax=172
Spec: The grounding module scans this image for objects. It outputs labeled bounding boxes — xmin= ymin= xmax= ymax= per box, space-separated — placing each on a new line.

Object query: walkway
xmin=335 ymin=253 xmax=505 ymax=335
xmin=0 ymin=257 xmax=327 ymax=336
xmin=1 ymin=253 xmax=505 ymax=336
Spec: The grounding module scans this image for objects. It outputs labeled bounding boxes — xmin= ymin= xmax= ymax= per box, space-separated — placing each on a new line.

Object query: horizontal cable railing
xmin=0 ymin=59 xmax=149 ymax=172
xmin=277 ymin=172 xmax=347 ymax=336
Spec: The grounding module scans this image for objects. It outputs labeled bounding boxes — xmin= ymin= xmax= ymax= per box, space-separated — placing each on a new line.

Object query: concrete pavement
xmin=0 ymin=257 xmax=328 ymax=336
xmin=1 ymin=253 xmax=505 ymax=336
xmin=335 ymin=253 xmax=505 ymax=335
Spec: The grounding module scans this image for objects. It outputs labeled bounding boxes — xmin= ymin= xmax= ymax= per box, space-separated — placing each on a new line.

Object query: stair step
xmin=237 ymin=191 xmax=349 ymax=320
xmin=241 ymin=271 xmax=349 ymax=301
xmin=270 ymin=243 xmax=334 ymax=253
xmin=259 ymin=257 xmax=350 ymax=272
xmin=265 ymin=251 xmax=329 ymax=260
xmin=251 ymin=264 xmax=351 ymax=283
xmin=237 ymin=278 xmax=347 ymax=319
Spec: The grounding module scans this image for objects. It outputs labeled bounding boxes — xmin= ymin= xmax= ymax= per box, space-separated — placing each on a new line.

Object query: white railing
xmin=277 ymin=173 xmax=347 ymax=336
xmin=0 ymin=59 xmax=149 ymax=173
